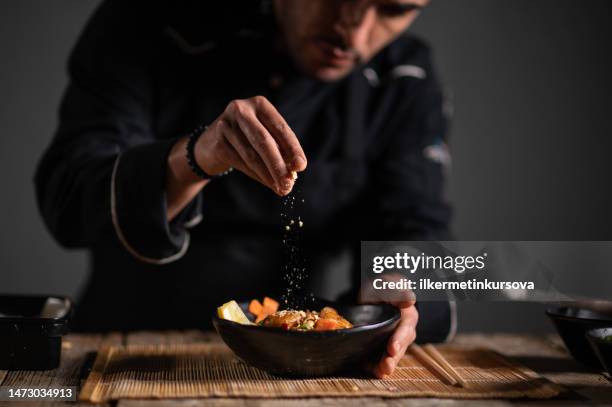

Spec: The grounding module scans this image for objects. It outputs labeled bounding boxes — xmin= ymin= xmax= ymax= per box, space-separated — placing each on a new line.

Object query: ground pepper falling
xmin=279 ymin=182 xmax=314 ymax=309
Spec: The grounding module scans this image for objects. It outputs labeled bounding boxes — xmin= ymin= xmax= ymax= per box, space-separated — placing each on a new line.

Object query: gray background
xmin=1 ymin=0 xmax=611 ymax=332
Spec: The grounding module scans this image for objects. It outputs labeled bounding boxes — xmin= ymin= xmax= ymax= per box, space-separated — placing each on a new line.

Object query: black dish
xmin=546 ymin=305 xmax=612 ymax=368
xmin=212 ymin=300 xmax=400 ymax=377
xmin=586 ymin=327 xmax=612 ymax=376
xmin=0 ymin=295 xmax=72 ymax=370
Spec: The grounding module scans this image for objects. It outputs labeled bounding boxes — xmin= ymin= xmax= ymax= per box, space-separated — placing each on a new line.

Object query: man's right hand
xmin=195 ymin=96 xmax=307 ymax=196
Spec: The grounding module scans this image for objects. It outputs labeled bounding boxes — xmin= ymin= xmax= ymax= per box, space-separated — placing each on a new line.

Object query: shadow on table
xmin=513 ymin=355 xmax=591 ymax=374
xmin=511 ymin=355 xmax=612 ymax=404
xmin=79 ymin=351 xmax=98 ymax=382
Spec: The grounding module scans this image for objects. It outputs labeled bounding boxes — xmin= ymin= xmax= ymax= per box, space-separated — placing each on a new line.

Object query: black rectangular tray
xmin=0 ymin=295 xmax=72 ymax=370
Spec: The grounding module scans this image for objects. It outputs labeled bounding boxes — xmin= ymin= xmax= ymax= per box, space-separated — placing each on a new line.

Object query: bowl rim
xmin=545 ymin=306 xmax=612 ymax=323
xmin=212 ymin=302 xmax=401 ymax=337
xmin=586 ymin=327 xmax=612 ymax=345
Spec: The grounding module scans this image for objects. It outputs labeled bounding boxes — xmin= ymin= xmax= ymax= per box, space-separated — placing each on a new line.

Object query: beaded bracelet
xmin=185 ymin=125 xmax=233 ymax=180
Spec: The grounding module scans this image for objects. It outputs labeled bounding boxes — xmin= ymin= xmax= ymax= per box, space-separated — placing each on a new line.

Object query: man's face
xmin=274 ymin=0 xmax=429 ymax=81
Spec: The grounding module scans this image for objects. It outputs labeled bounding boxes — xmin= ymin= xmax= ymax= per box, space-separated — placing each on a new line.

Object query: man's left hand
xmin=374 ymin=300 xmax=418 ymax=378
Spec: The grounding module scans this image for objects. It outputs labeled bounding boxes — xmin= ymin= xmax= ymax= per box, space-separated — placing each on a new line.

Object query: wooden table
xmin=1 ymin=332 xmax=610 ymax=406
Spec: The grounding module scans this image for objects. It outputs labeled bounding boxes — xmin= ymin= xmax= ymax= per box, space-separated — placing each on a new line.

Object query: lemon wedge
xmin=217 ymin=300 xmax=252 ymax=325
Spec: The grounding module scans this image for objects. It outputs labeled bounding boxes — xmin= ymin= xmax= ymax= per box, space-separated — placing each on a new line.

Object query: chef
xmin=35 ymin=0 xmax=453 ymax=378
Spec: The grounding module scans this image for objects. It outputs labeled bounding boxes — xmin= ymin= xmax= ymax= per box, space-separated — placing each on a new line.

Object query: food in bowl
xmin=260 ymin=307 xmax=352 ymax=331
xmin=217 ymin=297 xmax=353 ymax=331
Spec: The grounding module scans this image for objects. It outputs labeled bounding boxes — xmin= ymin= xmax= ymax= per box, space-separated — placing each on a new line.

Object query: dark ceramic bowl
xmin=546 ymin=305 xmax=612 ymax=367
xmin=586 ymin=327 xmax=612 ymax=375
xmin=212 ymin=300 xmax=400 ymax=377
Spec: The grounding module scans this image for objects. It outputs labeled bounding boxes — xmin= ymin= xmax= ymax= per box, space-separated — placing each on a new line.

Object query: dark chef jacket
xmin=35 ymin=0 xmax=454 ymax=340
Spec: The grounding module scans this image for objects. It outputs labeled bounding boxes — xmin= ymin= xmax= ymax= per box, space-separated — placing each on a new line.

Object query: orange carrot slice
xmin=314 ymin=318 xmax=339 ymax=331
xmin=249 ymin=297 xmax=280 ymax=323
xmin=248 ymin=299 xmax=263 ymax=316
xmin=262 ymin=297 xmax=279 ymax=314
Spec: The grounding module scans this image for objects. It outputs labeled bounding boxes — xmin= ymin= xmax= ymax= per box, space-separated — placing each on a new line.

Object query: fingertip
xmin=275 ymin=183 xmax=289 ymax=196
xmin=383 ymin=356 xmax=396 ymax=376
xmin=372 ymin=354 xmax=388 ymax=379
xmin=277 ymin=177 xmax=295 ymax=196
xmin=292 ymin=155 xmax=307 ymax=172
xmin=373 ymin=364 xmax=384 ymax=379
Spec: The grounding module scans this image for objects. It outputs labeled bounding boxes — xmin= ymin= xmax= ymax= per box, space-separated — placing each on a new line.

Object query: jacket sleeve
xmin=369 ymin=45 xmax=452 ymax=241
xmin=34 ymin=0 xmax=201 ymax=264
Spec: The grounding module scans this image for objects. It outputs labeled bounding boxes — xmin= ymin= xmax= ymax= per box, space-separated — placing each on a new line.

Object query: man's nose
xmin=336 ymin=1 xmax=375 ymax=48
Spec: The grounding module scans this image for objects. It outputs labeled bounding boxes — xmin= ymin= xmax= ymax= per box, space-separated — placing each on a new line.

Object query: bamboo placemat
xmin=80 ymin=342 xmax=563 ymax=403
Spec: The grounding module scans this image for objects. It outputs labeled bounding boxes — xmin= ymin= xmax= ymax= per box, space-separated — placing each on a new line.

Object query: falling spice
xmin=279 ymin=182 xmax=314 ymax=309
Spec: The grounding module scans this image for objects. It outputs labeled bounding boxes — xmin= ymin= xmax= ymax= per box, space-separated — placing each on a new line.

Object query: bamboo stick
xmin=409 ymin=344 xmax=457 ymax=386
xmin=423 ymin=344 xmax=467 ymax=387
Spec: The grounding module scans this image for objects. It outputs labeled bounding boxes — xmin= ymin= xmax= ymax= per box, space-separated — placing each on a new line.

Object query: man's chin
xmin=311 ymin=65 xmax=354 ymax=82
